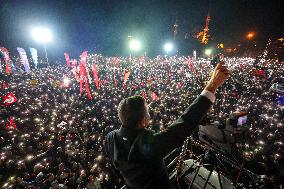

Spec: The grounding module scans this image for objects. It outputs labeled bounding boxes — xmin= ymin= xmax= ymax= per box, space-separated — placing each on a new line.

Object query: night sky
xmin=0 ymin=0 xmax=283 ymax=59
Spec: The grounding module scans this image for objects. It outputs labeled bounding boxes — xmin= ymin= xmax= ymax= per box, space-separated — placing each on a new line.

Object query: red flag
xmin=81 ymin=51 xmax=88 ymax=65
xmin=2 ymin=82 xmax=7 ymax=89
xmin=0 ymin=47 xmax=12 ymax=74
xmin=187 ymin=57 xmax=193 ymax=71
xmin=6 ymin=117 xmax=16 ymax=129
xmin=113 ymin=71 xmax=117 ymax=86
xmin=70 ymin=59 xmax=78 ymax=67
xmin=253 ymin=69 xmax=265 ymax=77
xmin=91 ymin=64 xmax=100 ymax=90
xmin=151 ymin=92 xmax=159 ymax=101
xmin=70 ymin=60 xmax=79 ymax=81
xmin=2 ymin=92 xmax=17 ymax=106
xmin=64 ymin=53 xmax=71 ymax=67
xmin=123 ymin=70 xmax=131 ymax=85
xmin=141 ymin=91 xmax=147 ymax=99
xmin=79 ymin=51 xmax=92 ymax=99
xmin=177 ymin=82 xmax=182 ymax=89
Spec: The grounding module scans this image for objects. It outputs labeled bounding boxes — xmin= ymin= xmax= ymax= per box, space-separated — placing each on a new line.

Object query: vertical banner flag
xmin=0 ymin=47 xmax=12 ymax=74
xmin=123 ymin=70 xmax=131 ymax=85
xmin=79 ymin=51 xmax=92 ymax=99
xmin=187 ymin=57 xmax=193 ymax=71
xmin=70 ymin=59 xmax=78 ymax=67
xmin=17 ymin=48 xmax=31 ymax=74
xmin=29 ymin=48 xmax=38 ymax=69
xmin=193 ymin=50 xmax=197 ymax=60
xmin=113 ymin=57 xmax=120 ymax=86
xmin=70 ymin=60 xmax=79 ymax=82
xmin=91 ymin=64 xmax=100 ymax=90
xmin=113 ymin=69 xmax=117 ymax=86
xmin=64 ymin=53 xmax=71 ymax=67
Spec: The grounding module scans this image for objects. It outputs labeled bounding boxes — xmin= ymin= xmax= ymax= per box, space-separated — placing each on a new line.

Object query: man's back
xmin=106 ymin=127 xmax=170 ymax=189
xmin=106 ymin=95 xmax=213 ymax=189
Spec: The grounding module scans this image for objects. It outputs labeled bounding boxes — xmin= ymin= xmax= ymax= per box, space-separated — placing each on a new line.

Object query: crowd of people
xmin=0 ymin=54 xmax=284 ymax=188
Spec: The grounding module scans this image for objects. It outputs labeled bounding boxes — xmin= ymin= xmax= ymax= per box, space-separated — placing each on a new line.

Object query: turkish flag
xmin=2 ymin=82 xmax=7 ymax=89
xmin=2 ymin=92 xmax=17 ymax=106
xmin=92 ymin=64 xmax=100 ymax=90
xmin=151 ymin=92 xmax=159 ymax=101
xmin=6 ymin=117 xmax=17 ymax=129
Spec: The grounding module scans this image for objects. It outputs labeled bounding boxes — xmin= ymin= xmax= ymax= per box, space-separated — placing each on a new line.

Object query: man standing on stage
xmin=105 ymin=63 xmax=230 ymax=189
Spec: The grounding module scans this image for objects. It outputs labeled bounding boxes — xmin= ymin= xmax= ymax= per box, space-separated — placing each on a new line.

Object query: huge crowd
xmin=0 ymin=54 xmax=284 ymax=188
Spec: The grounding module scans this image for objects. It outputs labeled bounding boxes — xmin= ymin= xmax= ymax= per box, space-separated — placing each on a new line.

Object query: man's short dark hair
xmin=118 ymin=96 xmax=147 ymax=128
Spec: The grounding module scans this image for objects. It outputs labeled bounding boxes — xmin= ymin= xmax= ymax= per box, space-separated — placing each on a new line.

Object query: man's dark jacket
xmin=105 ymin=95 xmax=212 ymax=189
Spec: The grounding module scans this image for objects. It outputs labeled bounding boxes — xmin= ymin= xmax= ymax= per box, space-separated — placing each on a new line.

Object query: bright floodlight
xmin=164 ymin=42 xmax=173 ymax=53
xmin=129 ymin=39 xmax=141 ymax=51
xmin=205 ymin=48 xmax=212 ymax=56
xmin=32 ymin=27 xmax=52 ymax=43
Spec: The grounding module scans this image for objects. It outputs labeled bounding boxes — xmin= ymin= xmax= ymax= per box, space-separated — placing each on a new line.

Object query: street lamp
xmin=205 ymin=48 xmax=213 ymax=56
xmin=164 ymin=42 xmax=173 ymax=54
xmin=245 ymin=32 xmax=255 ymax=56
xmin=32 ymin=27 xmax=52 ymax=65
xmin=129 ymin=39 xmax=141 ymax=52
xmin=246 ymin=32 xmax=255 ymax=40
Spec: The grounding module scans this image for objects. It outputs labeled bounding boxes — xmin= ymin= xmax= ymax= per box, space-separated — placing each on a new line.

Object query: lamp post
xmin=32 ymin=27 xmax=52 ymax=66
xmin=164 ymin=42 xmax=173 ymax=55
xmin=245 ymin=32 xmax=255 ymax=56
xmin=128 ymin=38 xmax=141 ymax=57
xmin=205 ymin=48 xmax=213 ymax=57
xmin=246 ymin=32 xmax=255 ymax=40
xmin=129 ymin=39 xmax=141 ymax=52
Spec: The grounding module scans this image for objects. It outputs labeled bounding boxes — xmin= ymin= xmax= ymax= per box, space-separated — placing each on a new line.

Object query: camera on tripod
xmin=198 ymin=112 xmax=249 ymax=153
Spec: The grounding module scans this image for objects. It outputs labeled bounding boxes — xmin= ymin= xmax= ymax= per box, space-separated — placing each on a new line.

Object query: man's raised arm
xmin=152 ymin=63 xmax=230 ymax=159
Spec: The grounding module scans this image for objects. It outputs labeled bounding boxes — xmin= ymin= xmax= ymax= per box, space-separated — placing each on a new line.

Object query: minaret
xmin=173 ymin=17 xmax=178 ymax=40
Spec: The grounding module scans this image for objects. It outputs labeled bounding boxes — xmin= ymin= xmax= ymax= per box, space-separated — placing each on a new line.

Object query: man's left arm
xmin=150 ymin=91 xmax=214 ymax=159
xmin=150 ymin=63 xmax=230 ymax=159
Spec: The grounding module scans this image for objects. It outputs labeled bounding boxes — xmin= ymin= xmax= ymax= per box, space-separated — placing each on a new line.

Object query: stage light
xmin=129 ymin=39 xmax=141 ymax=51
xmin=164 ymin=42 xmax=173 ymax=54
xmin=32 ymin=27 xmax=52 ymax=64
xmin=205 ymin=48 xmax=212 ymax=56
xmin=32 ymin=27 xmax=52 ymax=43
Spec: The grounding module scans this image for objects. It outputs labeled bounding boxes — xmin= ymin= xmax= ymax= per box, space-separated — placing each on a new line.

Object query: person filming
xmin=105 ymin=63 xmax=230 ymax=189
